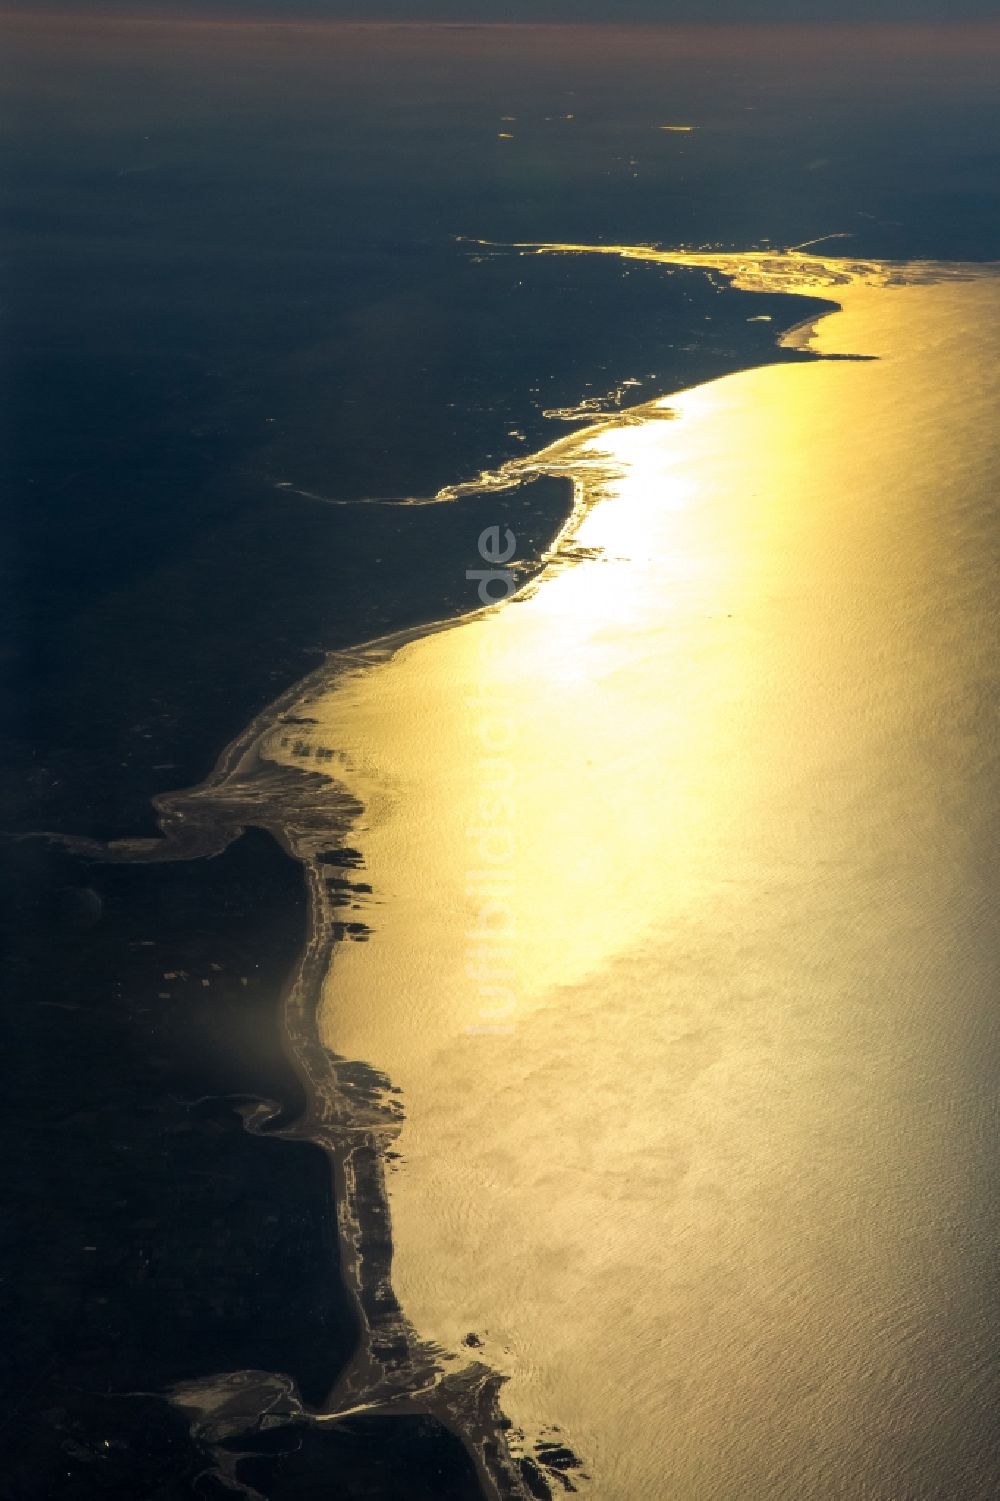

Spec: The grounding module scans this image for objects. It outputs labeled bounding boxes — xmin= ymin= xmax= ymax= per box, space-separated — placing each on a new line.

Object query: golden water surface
xmin=263 ymin=252 xmax=1000 ymax=1497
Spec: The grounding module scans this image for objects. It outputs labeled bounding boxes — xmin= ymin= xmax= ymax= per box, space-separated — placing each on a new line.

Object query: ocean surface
xmin=2 ymin=20 xmax=999 ymax=1501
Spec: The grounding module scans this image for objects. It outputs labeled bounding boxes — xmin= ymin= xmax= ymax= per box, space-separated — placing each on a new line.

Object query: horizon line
xmin=5 ymin=11 xmax=1000 ymax=27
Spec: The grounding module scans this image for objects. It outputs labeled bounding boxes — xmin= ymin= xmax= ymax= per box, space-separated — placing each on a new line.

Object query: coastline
xmin=15 ymin=243 xmax=999 ymax=1497
xmin=30 ymin=246 xmax=929 ymax=1498
xmin=288 ymin=250 xmax=999 ymax=1497
xmin=177 ymin=247 xmax=997 ymax=1495
xmin=5 ymin=245 xmax=834 ymax=1494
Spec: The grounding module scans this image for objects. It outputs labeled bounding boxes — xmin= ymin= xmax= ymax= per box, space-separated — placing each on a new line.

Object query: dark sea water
xmin=1 ymin=20 xmax=998 ymax=1500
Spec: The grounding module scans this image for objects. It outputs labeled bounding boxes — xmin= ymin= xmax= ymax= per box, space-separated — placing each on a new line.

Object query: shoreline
xmin=40 ymin=244 xmax=937 ymax=1498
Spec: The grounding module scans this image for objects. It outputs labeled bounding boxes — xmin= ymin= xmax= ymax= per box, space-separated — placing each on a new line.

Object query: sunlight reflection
xmin=256 ymin=248 xmax=1000 ymax=1500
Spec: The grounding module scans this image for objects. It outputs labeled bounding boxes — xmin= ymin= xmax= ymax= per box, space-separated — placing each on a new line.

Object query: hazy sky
xmin=5 ymin=0 xmax=999 ymax=21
